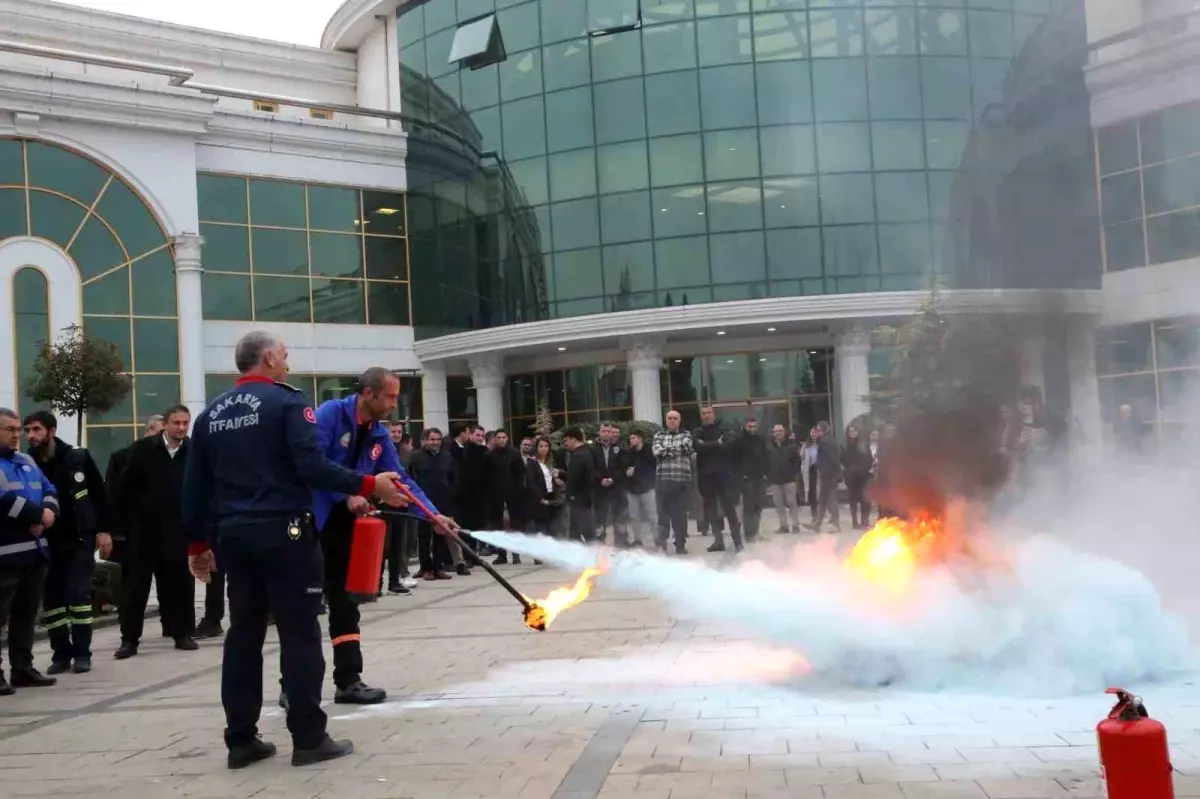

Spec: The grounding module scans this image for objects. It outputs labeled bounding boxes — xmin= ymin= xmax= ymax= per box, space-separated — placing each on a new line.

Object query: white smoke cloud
xmin=471 ymin=522 xmax=1192 ymax=698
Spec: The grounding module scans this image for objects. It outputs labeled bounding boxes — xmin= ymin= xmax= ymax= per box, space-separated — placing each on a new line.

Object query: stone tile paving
xmin=0 ymin=540 xmax=1198 ymax=799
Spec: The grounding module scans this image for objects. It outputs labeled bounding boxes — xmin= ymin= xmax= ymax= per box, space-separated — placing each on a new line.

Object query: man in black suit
xmin=562 ymin=428 xmax=595 ymax=544
xmin=588 ymin=422 xmax=628 ymax=547
xmin=113 ymin=405 xmax=197 ymax=659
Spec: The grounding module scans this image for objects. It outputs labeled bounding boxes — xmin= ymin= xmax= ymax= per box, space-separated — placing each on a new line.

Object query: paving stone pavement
xmin=1 ymin=534 xmax=1199 ymax=799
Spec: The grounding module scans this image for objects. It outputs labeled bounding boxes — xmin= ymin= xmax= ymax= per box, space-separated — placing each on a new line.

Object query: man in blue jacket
xmin=310 ymin=367 xmax=445 ymax=705
xmin=0 ymin=407 xmax=61 ymax=694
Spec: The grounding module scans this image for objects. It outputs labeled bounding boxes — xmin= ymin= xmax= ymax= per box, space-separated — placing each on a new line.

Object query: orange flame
xmin=845 ymin=513 xmax=945 ymax=594
xmin=523 ymin=565 xmax=605 ymax=631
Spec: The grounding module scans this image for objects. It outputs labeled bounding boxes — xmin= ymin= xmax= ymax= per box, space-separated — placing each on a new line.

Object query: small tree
xmin=27 ymin=324 xmax=132 ymax=444
xmin=532 ymin=401 xmax=555 ymax=437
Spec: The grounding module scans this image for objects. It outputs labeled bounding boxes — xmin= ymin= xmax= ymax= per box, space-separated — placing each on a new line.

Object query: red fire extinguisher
xmin=344 ymin=515 xmax=388 ymax=604
xmin=1097 ymin=687 xmax=1174 ymax=799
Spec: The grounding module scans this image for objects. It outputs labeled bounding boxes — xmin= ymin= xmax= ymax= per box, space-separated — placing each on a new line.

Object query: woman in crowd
xmin=841 ymin=425 xmax=874 ymax=530
xmin=525 ymin=436 xmax=562 ymax=556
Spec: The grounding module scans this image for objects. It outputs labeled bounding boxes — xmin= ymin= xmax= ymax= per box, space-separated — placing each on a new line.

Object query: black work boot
xmin=72 ymin=657 xmax=92 ymax=674
xmin=46 ymin=660 xmax=72 ymax=676
xmin=194 ymin=619 xmax=224 ymax=640
xmin=10 ymin=668 xmax=56 ymax=688
xmin=175 ymin=636 xmax=199 ymax=651
xmin=114 ymin=641 xmax=138 ymax=660
xmin=228 ymin=736 xmax=277 ymax=769
xmin=292 ymin=735 xmax=354 ymax=766
xmin=0 ymin=674 xmax=13 ymax=696
xmin=334 ymin=681 xmax=386 ymax=704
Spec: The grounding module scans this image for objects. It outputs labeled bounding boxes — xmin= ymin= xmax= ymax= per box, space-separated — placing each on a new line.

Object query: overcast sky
xmin=58 ymin=0 xmax=345 ymax=46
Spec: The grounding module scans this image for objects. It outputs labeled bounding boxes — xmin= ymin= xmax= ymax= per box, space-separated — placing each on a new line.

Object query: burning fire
xmin=844 ymin=503 xmax=1005 ymax=594
xmin=845 ymin=513 xmax=948 ymax=593
xmin=523 ymin=565 xmax=605 ymax=631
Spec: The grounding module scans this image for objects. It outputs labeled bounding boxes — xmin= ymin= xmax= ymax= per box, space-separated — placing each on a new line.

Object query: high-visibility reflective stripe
xmin=43 ymin=618 xmax=70 ymax=631
xmin=73 ymin=490 xmax=88 ymax=500
xmin=331 ymin=633 xmax=361 ymax=646
xmin=43 ymin=607 xmax=67 ymax=618
xmin=43 ymin=496 xmax=59 ymax=509
xmin=0 ymin=540 xmax=38 ymax=556
xmin=71 ymin=616 xmax=93 ymax=625
xmin=70 ymin=605 xmax=94 ymax=614
xmin=7 ymin=496 xmax=25 ymax=518
xmin=0 ymin=475 xmax=23 ymax=491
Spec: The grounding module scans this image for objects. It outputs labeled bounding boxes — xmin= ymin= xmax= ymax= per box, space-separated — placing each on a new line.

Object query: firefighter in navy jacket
xmin=304 ymin=368 xmax=442 ymax=707
xmin=181 ymin=331 xmax=419 ymax=770
xmin=0 ymin=407 xmax=60 ymax=695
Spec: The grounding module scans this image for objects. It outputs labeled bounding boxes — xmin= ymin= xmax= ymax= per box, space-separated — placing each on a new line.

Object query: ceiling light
xmin=726 ymin=359 xmax=735 ymax=364
xmin=557 ymin=346 xmax=567 ymax=351
xmin=374 ymin=208 xmax=399 ymax=215
xmin=759 ymin=357 xmax=768 ymax=362
xmin=717 ymin=331 xmax=726 ymax=336
xmin=674 ymin=359 xmax=682 ymax=363
xmin=767 ymin=327 xmax=776 ymax=332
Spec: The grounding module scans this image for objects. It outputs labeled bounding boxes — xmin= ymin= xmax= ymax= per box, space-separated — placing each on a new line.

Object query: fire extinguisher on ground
xmin=1097 ymin=687 xmax=1174 ymax=799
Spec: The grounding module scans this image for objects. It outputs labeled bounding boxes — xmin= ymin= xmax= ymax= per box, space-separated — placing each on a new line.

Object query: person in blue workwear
xmin=303 ymin=367 xmax=448 ymax=707
xmin=0 ymin=407 xmax=61 ymax=695
xmin=181 ymin=330 xmax=438 ymax=770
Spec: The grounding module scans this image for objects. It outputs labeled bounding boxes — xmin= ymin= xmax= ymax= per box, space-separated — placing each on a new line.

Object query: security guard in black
xmin=183 ymin=374 xmax=397 ymax=768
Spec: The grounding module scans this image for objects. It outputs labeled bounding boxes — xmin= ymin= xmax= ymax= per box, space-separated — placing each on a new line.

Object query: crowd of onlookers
xmin=388 ymin=407 xmax=901 ymax=571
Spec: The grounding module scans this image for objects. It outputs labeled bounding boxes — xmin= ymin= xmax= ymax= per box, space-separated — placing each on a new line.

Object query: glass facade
xmin=397 ymin=0 xmax=1067 ymax=327
xmin=1096 ymin=317 xmax=1200 ymax=456
xmin=1098 ymin=100 xmax=1200 ymax=271
xmin=197 ymin=174 xmax=412 ymax=325
xmin=505 ymin=348 xmax=833 ymax=435
xmin=0 ymin=138 xmax=179 ymax=467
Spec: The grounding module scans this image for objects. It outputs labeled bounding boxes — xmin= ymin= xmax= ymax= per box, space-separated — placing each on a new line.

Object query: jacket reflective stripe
xmin=0 ymin=475 xmax=24 ymax=491
xmin=0 ymin=540 xmax=39 ymax=556
xmin=7 ymin=496 xmax=25 ymax=518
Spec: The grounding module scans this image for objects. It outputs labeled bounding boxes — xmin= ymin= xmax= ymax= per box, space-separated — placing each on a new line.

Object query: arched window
xmin=13 ymin=266 xmax=49 ymax=415
xmin=0 ymin=138 xmax=178 ymax=466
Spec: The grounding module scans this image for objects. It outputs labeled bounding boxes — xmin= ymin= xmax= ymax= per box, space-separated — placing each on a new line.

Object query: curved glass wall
xmin=397 ymin=0 xmax=1072 ymax=328
xmin=0 ymin=138 xmax=179 ymax=468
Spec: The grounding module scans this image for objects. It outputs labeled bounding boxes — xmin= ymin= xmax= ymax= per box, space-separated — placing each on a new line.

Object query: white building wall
xmin=0 ymin=0 xmax=358 ymax=120
xmin=355 ymin=19 xmax=402 ymax=127
xmin=202 ymin=322 xmax=423 ymax=376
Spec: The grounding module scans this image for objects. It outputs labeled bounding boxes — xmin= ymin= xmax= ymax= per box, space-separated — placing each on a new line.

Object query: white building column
xmin=1019 ymin=327 xmax=1046 ymax=391
xmin=420 ymin=360 xmax=449 ymax=434
xmin=625 ymin=337 xmax=664 ymax=425
xmin=173 ymin=234 xmax=206 ymax=418
xmin=1066 ymin=316 xmax=1103 ymax=458
xmin=836 ymin=327 xmax=872 ymax=430
xmin=468 ymin=353 xmax=506 ymax=432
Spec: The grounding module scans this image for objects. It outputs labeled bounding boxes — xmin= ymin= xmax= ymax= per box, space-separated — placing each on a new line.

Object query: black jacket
xmin=524 ymin=458 xmax=562 ymax=523
xmin=815 ymin=436 xmax=843 ymax=479
xmin=731 ymin=431 xmax=769 ymax=481
xmin=841 ymin=441 xmax=873 ymax=481
xmin=766 ymin=439 xmax=801 ymax=485
xmin=409 ymin=446 xmax=457 ymax=515
xmin=34 ymin=438 xmax=106 ymax=550
xmin=448 ymin=439 xmax=488 ymax=526
xmin=565 ymin=447 xmax=595 ymax=506
xmin=118 ymin=434 xmax=190 ymax=561
xmin=619 ymin=445 xmax=656 ymax=495
xmin=692 ymin=423 xmax=734 ymax=478
xmin=589 ymin=441 xmax=626 ymax=492
xmin=485 ymin=445 xmax=525 ymax=500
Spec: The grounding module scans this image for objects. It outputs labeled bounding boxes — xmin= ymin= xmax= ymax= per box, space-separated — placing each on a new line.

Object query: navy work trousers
xmin=219 ymin=530 xmax=327 ymax=751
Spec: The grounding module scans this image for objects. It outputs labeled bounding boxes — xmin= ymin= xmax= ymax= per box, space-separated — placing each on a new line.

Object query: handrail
xmin=1086 ymin=4 xmax=1200 ymax=53
xmin=0 ymin=38 xmax=484 ymax=155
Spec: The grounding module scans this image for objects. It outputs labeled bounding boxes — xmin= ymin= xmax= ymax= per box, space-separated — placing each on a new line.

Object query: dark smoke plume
xmin=868 ymin=296 xmax=1027 ymax=520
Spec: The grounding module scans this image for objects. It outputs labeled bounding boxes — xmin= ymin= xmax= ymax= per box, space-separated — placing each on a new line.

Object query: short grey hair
xmin=143 ymin=414 xmax=164 ymax=431
xmin=234 ymin=330 xmax=278 ymax=373
xmin=0 ymin=408 xmax=17 ymax=423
